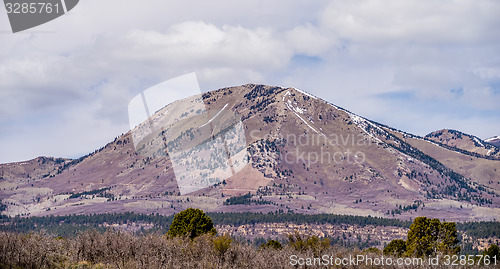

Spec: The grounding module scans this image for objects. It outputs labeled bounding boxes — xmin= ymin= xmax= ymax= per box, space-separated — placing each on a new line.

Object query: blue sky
xmin=1 ymin=0 xmax=500 ymax=163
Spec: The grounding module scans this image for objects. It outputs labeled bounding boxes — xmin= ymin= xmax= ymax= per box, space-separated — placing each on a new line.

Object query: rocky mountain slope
xmin=426 ymin=129 xmax=500 ymax=159
xmin=1 ymin=84 xmax=499 ymax=221
xmin=486 ymin=136 xmax=500 ymax=148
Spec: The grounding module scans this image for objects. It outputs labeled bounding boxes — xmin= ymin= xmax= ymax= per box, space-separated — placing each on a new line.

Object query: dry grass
xmin=0 ymin=230 xmax=495 ymax=269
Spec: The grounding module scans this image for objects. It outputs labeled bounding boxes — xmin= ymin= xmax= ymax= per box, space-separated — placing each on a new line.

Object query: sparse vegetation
xmin=223 ymin=192 xmax=272 ymax=205
xmin=0 ymin=228 xmax=497 ymax=269
xmin=389 ymin=200 xmax=423 ymax=215
xmin=68 ymin=187 xmax=112 ymax=199
xmin=369 ymin=125 xmax=493 ymax=205
xmin=287 ymin=231 xmax=330 ymax=255
xmin=0 ymin=211 xmax=499 ymax=268
xmin=0 ymin=202 xmax=6 ymax=213
xmin=425 ymin=129 xmax=500 ymax=160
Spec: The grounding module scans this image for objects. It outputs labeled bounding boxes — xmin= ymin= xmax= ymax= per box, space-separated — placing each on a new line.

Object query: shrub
xmin=483 ymin=244 xmax=499 ymax=262
xmin=383 ymin=239 xmax=406 ymax=256
xmin=0 ymin=230 xmax=495 ymax=269
xmin=259 ymin=239 xmax=282 ymax=250
xmin=287 ymin=231 xmax=330 ymax=255
xmin=364 ymin=247 xmax=381 ymax=254
xmin=167 ymin=208 xmax=217 ymax=239
xmin=213 ymin=234 xmax=233 ymax=257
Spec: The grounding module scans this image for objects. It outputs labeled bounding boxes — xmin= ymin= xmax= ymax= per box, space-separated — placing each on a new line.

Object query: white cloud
xmin=1 ymin=0 xmax=500 ymax=163
xmin=321 ymin=0 xmax=500 ymax=45
xmin=285 ymin=24 xmax=333 ymax=57
xmin=118 ymin=22 xmax=293 ymax=70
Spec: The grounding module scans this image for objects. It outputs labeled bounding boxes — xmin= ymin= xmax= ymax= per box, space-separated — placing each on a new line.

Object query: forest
xmin=0 ymin=210 xmax=498 ymax=269
xmin=0 ymin=211 xmax=498 ymax=240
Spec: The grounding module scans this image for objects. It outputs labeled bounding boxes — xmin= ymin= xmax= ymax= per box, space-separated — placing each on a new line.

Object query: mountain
xmin=1 ymin=84 xmax=499 ymax=221
xmin=486 ymin=136 xmax=500 ymax=148
xmin=425 ymin=129 xmax=500 ymax=158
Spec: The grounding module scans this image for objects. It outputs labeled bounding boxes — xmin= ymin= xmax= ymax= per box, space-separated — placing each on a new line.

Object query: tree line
xmin=2 ymin=208 xmax=497 ymax=269
xmin=0 ymin=211 xmax=498 ymax=240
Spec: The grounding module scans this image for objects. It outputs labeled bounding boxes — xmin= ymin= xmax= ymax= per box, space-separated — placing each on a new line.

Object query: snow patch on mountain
xmin=283 ymin=91 xmax=318 ymax=133
xmin=485 ymin=136 xmax=500 ymax=148
xmin=282 ymin=90 xmax=291 ymax=101
xmin=288 ymin=106 xmax=318 ymax=133
xmin=346 ymin=112 xmax=383 ymax=143
xmin=292 ymin=87 xmax=318 ymax=100
xmin=485 ymin=136 xmax=500 ymax=144
xmin=200 ymin=103 xmax=228 ymax=128
xmin=473 ymin=137 xmax=485 ymax=147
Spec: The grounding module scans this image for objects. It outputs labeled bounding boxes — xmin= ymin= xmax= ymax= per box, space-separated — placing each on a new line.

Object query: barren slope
xmin=1 ymin=84 xmax=499 ymax=221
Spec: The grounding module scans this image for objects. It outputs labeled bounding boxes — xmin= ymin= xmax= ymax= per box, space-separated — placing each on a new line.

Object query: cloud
xmin=321 ymin=0 xmax=500 ymax=45
xmin=118 ymin=21 xmax=293 ymax=70
xmin=0 ymin=19 xmax=301 ymax=163
xmin=310 ymin=0 xmax=500 ymax=128
xmin=1 ymin=0 xmax=500 ymax=163
xmin=285 ymin=24 xmax=333 ymax=57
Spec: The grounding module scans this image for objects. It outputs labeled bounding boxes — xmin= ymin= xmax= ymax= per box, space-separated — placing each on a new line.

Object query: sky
xmin=1 ymin=0 xmax=500 ymax=164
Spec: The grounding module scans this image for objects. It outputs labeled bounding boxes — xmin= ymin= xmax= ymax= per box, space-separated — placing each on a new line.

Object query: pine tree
xmin=406 ymin=217 xmax=459 ymax=257
xmin=167 ymin=208 xmax=216 ymax=239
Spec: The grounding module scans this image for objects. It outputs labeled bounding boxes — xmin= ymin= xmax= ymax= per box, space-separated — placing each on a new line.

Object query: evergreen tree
xmin=406 ymin=217 xmax=459 ymax=257
xmin=259 ymin=239 xmax=283 ymax=250
xmin=483 ymin=244 xmax=499 ymax=261
xmin=167 ymin=208 xmax=216 ymax=239
xmin=383 ymin=239 xmax=406 ymax=256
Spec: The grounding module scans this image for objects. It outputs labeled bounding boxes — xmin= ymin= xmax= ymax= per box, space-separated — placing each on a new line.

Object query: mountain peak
xmin=485 ymin=136 xmax=500 ymax=147
xmin=1 ymin=84 xmax=499 ymax=221
xmin=425 ymin=129 xmax=499 ymax=157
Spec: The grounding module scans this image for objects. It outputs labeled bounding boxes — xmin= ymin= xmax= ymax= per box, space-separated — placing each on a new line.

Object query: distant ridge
xmin=425 ymin=129 xmax=500 ymax=159
xmin=1 ymin=84 xmax=499 ymax=221
xmin=485 ymin=136 xmax=500 ymax=147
